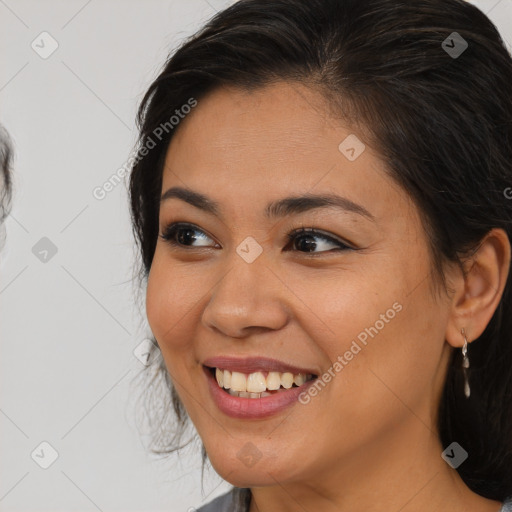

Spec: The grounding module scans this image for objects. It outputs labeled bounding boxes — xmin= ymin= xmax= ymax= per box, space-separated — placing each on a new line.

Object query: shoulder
xmin=195 ymin=490 xmax=234 ymax=512
xmin=501 ymin=496 xmax=512 ymax=512
xmin=195 ymin=488 xmax=250 ymax=512
xmin=195 ymin=490 xmax=512 ymax=511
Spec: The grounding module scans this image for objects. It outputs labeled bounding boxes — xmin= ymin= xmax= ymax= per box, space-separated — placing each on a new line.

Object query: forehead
xmin=161 ymin=82 xmax=417 ymax=230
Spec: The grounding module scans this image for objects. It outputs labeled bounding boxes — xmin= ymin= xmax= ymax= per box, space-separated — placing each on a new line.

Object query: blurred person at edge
xmin=0 ymin=124 xmax=13 ymax=253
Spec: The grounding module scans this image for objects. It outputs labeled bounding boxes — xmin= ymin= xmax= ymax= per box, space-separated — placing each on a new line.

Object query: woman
xmin=128 ymin=0 xmax=512 ymax=510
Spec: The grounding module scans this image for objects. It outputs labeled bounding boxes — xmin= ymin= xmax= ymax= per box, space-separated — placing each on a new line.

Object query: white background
xmin=1 ymin=0 xmax=510 ymax=511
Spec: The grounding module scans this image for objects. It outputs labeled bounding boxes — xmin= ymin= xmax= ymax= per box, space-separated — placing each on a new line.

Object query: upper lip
xmin=203 ymin=356 xmax=318 ymax=376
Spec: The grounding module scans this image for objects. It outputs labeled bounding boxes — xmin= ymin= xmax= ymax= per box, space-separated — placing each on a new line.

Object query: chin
xmin=206 ymin=447 xmax=297 ymax=487
xmin=214 ymin=465 xmax=282 ymax=488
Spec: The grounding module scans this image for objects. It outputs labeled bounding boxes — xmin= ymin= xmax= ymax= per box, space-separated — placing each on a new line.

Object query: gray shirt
xmin=195 ymin=488 xmax=249 ymax=512
xmin=195 ymin=488 xmax=512 ymax=512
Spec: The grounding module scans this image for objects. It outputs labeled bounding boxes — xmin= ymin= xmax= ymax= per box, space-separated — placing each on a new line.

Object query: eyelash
xmin=159 ymin=222 xmax=353 ymax=255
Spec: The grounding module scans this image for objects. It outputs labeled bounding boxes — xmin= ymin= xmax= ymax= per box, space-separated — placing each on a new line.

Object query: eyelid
xmin=287 ymin=223 xmax=356 ymax=249
xmin=160 ymin=221 xmax=355 ymax=253
xmin=160 ymin=221 xmax=219 ymax=247
xmin=285 ymin=226 xmax=354 ymax=251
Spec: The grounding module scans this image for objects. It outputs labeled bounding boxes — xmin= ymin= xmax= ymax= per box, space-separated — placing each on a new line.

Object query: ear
xmin=445 ymin=228 xmax=511 ymax=348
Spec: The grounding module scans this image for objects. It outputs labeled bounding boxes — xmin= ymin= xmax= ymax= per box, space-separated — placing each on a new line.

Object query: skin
xmin=145 ymin=81 xmax=510 ymax=512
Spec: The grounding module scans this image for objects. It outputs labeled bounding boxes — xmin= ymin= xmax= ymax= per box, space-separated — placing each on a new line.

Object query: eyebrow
xmin=160 ymin=186 xmax=375 ymax=222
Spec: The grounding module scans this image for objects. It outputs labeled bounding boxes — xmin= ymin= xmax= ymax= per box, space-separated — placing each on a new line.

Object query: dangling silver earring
xmin=461 ymin=328 xmax=470 ymax=398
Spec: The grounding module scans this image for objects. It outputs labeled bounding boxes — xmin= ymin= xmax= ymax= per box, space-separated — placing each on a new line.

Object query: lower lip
xmin=203 ymin=366 xmax=317 ymax=419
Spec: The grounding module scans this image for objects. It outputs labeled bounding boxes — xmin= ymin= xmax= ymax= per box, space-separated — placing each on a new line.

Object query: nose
xmin=201 ymin=255 xmax=290 ymax=338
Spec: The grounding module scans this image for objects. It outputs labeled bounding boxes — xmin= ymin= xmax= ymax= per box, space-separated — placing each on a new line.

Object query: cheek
xmin=145 ymin=257 xmax=169 ymax=341
xmin=307 ymin=260 xmax=441 ymax=416
xmin=145 ymin=252 xmax=201 ymax=353
xmin=330 ymin=289 xmax=446 ymax=433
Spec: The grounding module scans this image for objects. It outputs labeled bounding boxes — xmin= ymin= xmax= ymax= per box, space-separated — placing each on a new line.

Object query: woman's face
xmin=146 ymin=82 xmax=454 ymax=488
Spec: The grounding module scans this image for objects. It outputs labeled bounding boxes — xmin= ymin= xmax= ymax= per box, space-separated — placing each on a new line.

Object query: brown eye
xmin=285 ymin=228 xmax=352 ymax=254
xmin=160 ymin=223 xmax=217 ymax=248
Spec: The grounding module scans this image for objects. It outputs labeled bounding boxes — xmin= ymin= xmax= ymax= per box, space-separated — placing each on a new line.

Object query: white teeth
xmin=230 ymin=371 xmax=247 ymax=392
xmin=293 ymin=373 xmax=306 ymax=386
xmin=228 ymin=389 xmax=274 ymax=398
xmin=213 ymin=367 xmax=313 ymax=394
xmin=215 ymin=368 xmax=224 ymax=388
xmin=281 ymin=372 xmax=294 ymax=389
xmin=246 ymin=371 xmax=267 ymax=393
xmin=223 ymin=370 xmax=231 ymax=389
xmin=266 ymin=372 xmax=281 ymax=390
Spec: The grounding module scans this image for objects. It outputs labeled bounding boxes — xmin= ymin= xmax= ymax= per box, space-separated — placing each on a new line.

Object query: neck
xmin=247 ymin=416 xmax=502 ymax=512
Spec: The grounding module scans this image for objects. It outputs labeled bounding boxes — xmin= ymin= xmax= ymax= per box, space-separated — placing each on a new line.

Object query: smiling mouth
xmin=206 ymin=366 xmax=317 ymax=398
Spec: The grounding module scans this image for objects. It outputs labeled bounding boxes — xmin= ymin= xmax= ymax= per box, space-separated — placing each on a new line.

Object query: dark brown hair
xmin=0 ymin=124 xmax=13 ymax=226
xmin=129 ymin=0 xmax=512 ymax=502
